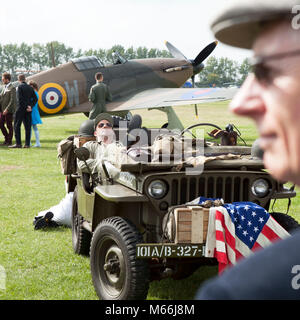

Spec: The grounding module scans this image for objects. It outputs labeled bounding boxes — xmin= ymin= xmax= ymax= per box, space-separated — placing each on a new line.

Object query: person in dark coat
xmin=10 ymin=74 xmax=38 ymax=148
xmin=196 ymin=0 xmax=300 ymax=300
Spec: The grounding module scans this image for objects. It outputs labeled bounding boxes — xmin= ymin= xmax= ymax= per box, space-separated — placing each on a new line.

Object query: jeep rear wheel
xmin=72 ymin=187 xmax=91 ymax=255
xmin=90 ymin=217 xmax=149 ymax=300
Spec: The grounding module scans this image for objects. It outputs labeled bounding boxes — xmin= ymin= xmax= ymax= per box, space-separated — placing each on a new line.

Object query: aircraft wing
xmin=106 ymin=87 xmax=238 ymax=111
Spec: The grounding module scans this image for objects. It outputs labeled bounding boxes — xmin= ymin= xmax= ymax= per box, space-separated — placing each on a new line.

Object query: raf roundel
xmin=38 ymin=83 xmax=67 ymax=114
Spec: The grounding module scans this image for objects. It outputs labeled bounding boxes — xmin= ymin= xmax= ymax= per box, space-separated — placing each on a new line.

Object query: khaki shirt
xmin=77 ymin=140 xmax=136 ymax=178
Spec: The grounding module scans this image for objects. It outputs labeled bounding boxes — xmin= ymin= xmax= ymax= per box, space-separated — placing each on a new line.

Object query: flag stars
xmin=242 ymin=230 xmax=248 ymax=237
xmin=224 ymin=202 xmax=271 ymax=249
xmin=258 ymin=217 xmax=264 ymax=223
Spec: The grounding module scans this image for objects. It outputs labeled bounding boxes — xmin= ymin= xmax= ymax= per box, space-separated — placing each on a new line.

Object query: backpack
xmin=57 ymin=136 xmax=76 ymax=175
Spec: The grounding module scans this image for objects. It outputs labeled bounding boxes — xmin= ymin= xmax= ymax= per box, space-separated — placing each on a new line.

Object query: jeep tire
xmin=90 ymin=216 xmax=149 ymax=300
xmin=270 ymin=212 xmax=300 ymax=233
xmin=71 ymin=187 xmax=91 ymax=255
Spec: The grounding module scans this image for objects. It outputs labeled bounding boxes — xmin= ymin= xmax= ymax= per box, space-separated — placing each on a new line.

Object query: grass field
xmin=0 ymin=101 xmax=299 ymax=300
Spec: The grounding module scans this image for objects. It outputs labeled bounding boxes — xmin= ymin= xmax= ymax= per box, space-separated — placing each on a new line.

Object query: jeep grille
xmin=144 ymin=171 xmax=277 ymax=212
xmin=170 ymin=174 xmax=250 ymax=205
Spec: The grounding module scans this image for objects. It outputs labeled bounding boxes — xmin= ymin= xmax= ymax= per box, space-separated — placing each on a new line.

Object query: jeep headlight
xmin=251 ymin=179 xmax=269 ymax=198
xmin=148 ymin=180 xmax=167 ymax=199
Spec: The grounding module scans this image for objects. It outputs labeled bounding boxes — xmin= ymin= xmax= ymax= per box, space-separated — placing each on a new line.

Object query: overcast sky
xmin=0 ymin=0 xmax=250 ymax=63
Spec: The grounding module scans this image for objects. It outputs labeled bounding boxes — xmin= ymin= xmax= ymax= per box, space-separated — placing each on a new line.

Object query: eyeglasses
xmin=98 ymin=122 xmax=112 ymax=128
xmin=250 ymin=49 xmax=300 ymax=85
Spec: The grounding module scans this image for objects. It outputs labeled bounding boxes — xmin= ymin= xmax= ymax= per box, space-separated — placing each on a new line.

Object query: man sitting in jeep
xmin=77 ymin=113 xmax=136 ymax=179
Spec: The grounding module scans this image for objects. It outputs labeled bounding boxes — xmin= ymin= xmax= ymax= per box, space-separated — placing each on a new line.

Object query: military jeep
xmin=66 ymin=120 xmax=297 ymax=300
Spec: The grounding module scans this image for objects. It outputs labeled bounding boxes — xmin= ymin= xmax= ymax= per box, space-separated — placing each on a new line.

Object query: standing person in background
xmin=10 ymin=74 xmax=37 ymax=149
xmin=0 ymin=72 xmax=16 ymax=146
xmin=88 ymin=72 xmax=112 ymax=120
xmin=29 ymin=80 xmax=42 ymax=147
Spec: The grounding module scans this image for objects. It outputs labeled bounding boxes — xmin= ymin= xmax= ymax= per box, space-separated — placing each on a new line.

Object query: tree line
xmin=0 ymin=41 xmax=250 ymax=86
xmin=0 ymin=41 xmax=172 ymax=77
xmin=197 ymin=56 xmax=251 ymax=87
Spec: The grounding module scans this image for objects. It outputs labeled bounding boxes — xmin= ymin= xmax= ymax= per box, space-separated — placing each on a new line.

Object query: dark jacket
xmin=196 ymin=230 xmax=300 ymax=300
xmin=17 ymin=82 xmax=38 ymax=111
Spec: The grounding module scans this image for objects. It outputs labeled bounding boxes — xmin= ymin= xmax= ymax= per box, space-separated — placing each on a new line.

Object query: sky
xmin=0 ymin=0 xmax=251 ymax=63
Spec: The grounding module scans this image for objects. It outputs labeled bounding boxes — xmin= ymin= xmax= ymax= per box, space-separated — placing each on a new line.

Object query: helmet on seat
xmin=78 ymin=119 xmax=95 ymax=137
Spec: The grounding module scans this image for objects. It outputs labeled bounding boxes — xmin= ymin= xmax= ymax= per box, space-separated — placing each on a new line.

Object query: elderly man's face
xmin=230 ymin=21 xmax=300 ymax=185
xmin=94 ymin=120 xmax=115 ymax=144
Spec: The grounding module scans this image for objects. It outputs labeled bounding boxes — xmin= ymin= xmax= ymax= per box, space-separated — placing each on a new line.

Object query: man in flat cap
xmin=196 ymin=0 xmax=300 ymax=299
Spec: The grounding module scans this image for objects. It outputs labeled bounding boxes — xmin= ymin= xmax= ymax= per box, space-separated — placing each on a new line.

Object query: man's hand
xmin=3 ymin=109 xmax=8 ymax=116
xmin=26 ymin=106 xmax=32 ymax=112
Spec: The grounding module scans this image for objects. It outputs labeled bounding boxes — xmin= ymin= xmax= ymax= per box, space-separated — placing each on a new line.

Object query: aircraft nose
xmin=193 ymin=63 xmax=204 ymax=76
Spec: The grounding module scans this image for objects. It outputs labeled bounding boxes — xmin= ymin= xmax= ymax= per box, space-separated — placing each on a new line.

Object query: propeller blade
xmin=193 ymin=41 xmax=218 ymax=66
xmin=164 ymin=41 xmax=187 ymax=61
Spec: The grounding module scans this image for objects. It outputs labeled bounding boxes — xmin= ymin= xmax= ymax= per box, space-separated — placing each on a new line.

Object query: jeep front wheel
xmin=90 ymin=217 xmax=149 ymax=300
xmin=72 ymin=187 xmax=91 ymax=255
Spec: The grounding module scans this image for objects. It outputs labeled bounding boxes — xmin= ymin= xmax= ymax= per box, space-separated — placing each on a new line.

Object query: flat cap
xmin=211 ymin=0 xmax=300 ymax=49
xmin=94 ymin=113 xmax=114 ymax=130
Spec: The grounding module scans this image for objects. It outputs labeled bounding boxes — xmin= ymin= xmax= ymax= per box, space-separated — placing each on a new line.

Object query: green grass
xmin=0 ymin=102 xmax=299 ymax=300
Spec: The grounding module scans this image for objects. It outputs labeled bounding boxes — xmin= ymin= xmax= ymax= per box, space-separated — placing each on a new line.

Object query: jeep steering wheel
xmin=181 ymin=123 xmax=223 ymax=139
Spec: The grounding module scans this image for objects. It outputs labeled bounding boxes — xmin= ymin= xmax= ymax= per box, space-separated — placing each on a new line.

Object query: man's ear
xmin=94 ymin=130 xmax=97 ymax=137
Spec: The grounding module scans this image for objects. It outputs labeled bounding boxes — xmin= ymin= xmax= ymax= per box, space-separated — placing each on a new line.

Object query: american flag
xmin=204 ymin=201 xmax=290 ymax=273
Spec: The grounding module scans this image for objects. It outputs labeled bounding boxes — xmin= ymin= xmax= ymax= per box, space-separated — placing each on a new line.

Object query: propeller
xmin=165 ymin=40 xmax=218 ymax=70
xmin=165 ymin=40 xmax=218 ymax=119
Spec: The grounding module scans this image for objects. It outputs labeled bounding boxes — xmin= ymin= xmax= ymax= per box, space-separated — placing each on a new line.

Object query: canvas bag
xmin=57 ymin=136 xmax=76 ymax=175
xmin=151 ymin=134 xmax=196 ymax=162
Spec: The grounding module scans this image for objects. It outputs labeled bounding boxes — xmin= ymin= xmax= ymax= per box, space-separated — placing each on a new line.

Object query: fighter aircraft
xmin=26 ymin=41 xmax=237 ymax=127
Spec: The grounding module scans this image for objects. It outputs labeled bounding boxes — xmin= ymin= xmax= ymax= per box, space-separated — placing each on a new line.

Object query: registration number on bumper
xmin=136 ymin=244 xmax=204 ymax=259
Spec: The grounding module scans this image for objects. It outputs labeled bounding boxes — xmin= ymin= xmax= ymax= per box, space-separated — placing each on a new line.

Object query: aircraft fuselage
xmin=27 ymin=57 xmax=196 ymax=116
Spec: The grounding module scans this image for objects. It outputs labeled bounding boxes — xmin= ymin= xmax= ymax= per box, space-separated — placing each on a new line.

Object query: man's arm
xmin=17 ymin=85 xmax=25 ymax=110
xmin=88 ymin=86 xmax=96 ymax=103
xmin=106 ymin=85 xmax=112 ymax=102
xmin=77 ymin=141 xmax=99 ymax=174
xmin=4 ymin=87 xmax=16 ymax=114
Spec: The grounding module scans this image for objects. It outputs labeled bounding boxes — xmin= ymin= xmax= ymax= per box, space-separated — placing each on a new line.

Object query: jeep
xmin=65 ymin=121 xmax=297 ymax=300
